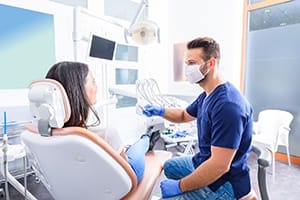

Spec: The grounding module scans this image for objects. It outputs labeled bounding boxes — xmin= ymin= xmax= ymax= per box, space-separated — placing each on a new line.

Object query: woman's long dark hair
xmin=46 ymin=61 xmax=100 ymax=128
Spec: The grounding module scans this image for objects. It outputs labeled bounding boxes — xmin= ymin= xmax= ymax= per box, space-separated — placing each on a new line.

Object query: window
xmin=0 ymin=4 xmax=55 ymax=89
xmin=249 ymin=2 xmax=300 ymax=31
xmin=248 ymin=0 xmax=265 ymax=4
xmin=242 ymin=0 xmax=300 ymax=156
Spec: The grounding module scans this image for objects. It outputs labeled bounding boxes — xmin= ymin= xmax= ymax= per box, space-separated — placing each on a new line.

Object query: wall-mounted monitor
xmin=88 ymin=34 xmax=116 ymax=60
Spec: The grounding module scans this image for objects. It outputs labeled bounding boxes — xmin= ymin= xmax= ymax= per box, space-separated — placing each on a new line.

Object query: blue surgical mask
xmin=185 ymin=63 xmax=209 ymax=83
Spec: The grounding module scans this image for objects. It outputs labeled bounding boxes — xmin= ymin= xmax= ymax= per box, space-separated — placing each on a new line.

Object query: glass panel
xmin=248 ymin=0 xmax=265 ymax=4
xmin=116 ymin=95 xmax=137 ymax=108
xmin=244 ymin=0 xmax=300 ymax=155
xmin=50 ymin=0 xmax=87 ymax=8
xmin=115 ymin=44 xmax=138 ymax=62
xmin=115 ymin=68 xmax=138 ymax=84
xmin=249 ymin=1 xmax=300 ymax=31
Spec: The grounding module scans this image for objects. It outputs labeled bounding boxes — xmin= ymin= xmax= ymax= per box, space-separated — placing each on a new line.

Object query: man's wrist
xmin=159 ymin=107 xmax=166 ymax=116
xmin=178 ymin=179 xmax=184 ymax=193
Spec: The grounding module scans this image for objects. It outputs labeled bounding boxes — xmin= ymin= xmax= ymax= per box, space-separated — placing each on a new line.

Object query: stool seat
xmin=0 ymin=143 xmax=37 ymax=200
xmin=0 ymin=144 xmax=26 ymax=162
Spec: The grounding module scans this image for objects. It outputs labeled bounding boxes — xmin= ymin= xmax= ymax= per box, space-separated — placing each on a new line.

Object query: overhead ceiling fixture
xmin=124 ymin=0 xmax=160 ymax=45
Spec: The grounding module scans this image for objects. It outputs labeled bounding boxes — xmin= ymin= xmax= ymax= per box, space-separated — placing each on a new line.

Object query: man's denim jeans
xmin=160 ymin=156 xmax=236 ymax=200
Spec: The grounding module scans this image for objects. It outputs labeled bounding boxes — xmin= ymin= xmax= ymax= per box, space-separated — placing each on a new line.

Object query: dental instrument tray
xmin=160 ymin=129 xmax=197 ymax=144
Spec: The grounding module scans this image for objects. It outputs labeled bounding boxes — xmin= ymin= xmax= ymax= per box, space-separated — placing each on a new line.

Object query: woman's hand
xmin=120 ymin=146 xmax=129 ymax=162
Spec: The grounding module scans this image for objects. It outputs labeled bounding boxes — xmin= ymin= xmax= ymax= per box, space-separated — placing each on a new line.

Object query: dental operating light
xmin=75 ymin=0 xmax=159 ymax=46
xmin=124 ymin=0 xmax=160 ymax=45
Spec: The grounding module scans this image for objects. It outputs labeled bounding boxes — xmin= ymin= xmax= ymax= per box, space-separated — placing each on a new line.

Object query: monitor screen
xmin=89 ymin=34 xmax=116 ymax=60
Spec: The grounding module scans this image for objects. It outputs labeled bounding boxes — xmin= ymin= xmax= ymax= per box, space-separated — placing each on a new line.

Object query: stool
xmin=0 ymin=144 xmax=37 ymax=200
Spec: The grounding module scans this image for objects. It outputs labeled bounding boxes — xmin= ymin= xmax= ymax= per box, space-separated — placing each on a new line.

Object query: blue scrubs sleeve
xmin=211 ymin=102 xmax=245 ymax=149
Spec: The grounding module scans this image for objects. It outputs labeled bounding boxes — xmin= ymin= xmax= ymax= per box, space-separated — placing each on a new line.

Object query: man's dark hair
xmin=187 ymin=37 xmax=220 ymax=62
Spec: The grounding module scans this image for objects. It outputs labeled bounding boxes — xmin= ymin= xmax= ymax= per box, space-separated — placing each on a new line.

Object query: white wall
xmin=79 ymin=0 xmax=244 ymax=100
xmin=107 ymin=0 xmax=244 ymax=143
xmin=0 ymin=0 xmax=244 ymax=143
xmin=85 ymin=0 xmax=244 ymax=97
xmin=150 ymin=0 xmax=244 ymax=96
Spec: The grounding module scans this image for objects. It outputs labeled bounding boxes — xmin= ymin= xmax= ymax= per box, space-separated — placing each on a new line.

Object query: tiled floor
xmin=1 ymin=139 xmax=300 ymax=200
xmin=248 ymin=154 xmax=300 ymax=200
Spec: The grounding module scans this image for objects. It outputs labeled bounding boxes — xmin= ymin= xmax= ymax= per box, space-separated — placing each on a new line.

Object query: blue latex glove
xmin=143 ymin=104 xmax=165 ymax=117
xmin=160 ymin=179 xmax=183 ymax=198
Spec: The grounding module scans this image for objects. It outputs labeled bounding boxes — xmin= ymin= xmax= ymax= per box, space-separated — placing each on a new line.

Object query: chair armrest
xmin=252 ymin=143 xmax=271 ymax=200
xmin=252 ymin=143 xmax=271 ymax=167
xmin=280 ymin=125 xmax=291 ymax=132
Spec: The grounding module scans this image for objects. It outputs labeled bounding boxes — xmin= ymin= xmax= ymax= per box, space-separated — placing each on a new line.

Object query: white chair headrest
xmin=28 ymin=79 xmax=71 ymax=135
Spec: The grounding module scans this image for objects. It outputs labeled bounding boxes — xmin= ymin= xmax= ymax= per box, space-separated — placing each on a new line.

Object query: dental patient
xmin=45 ymin=61 xmax=160 ymax=183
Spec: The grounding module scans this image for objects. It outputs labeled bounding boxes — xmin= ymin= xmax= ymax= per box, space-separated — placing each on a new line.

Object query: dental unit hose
xmin=3 ymin=111 xmax=10 ymax=200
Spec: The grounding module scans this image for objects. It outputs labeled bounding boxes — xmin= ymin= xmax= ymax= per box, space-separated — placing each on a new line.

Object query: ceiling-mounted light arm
xmin=157 ymin=26 xmax=160 ymax=43
xmin=129 ymin=0 xmax=148 ymax=29
xmin=125 ymin=0 xmax=160 ymax=45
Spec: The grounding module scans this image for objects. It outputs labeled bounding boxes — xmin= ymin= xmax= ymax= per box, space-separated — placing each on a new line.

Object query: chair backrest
xmin=21 ymin=129 xmax=136 ymax=200
xmin=28 ymin=79 xmax=71 ymax=132
xmin=21 ymin=79 xmax=138 ymax=200
xmin=257 ymin=109 xmax=293 ymax=145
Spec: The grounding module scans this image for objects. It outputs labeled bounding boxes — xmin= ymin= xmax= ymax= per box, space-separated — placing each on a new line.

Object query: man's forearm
xmin=163 ymin=108 xmax=194 ymax=123
xmin=179 ymin=147 xmax=236 ymax=192
xmin=179 ymin=158 xmax=227 ymax=192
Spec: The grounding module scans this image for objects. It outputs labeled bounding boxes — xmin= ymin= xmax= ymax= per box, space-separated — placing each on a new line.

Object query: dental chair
xmin=20 ymin=79 xmax=172 ymax=200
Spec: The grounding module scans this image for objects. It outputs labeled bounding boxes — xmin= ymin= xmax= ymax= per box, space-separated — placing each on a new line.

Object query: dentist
xmin=143 ymin=37 xmax=253 ymax=200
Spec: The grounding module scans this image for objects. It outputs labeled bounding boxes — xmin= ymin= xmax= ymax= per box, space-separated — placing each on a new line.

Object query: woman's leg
xmin=125 ymin=135 xmax=150 ymax=182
